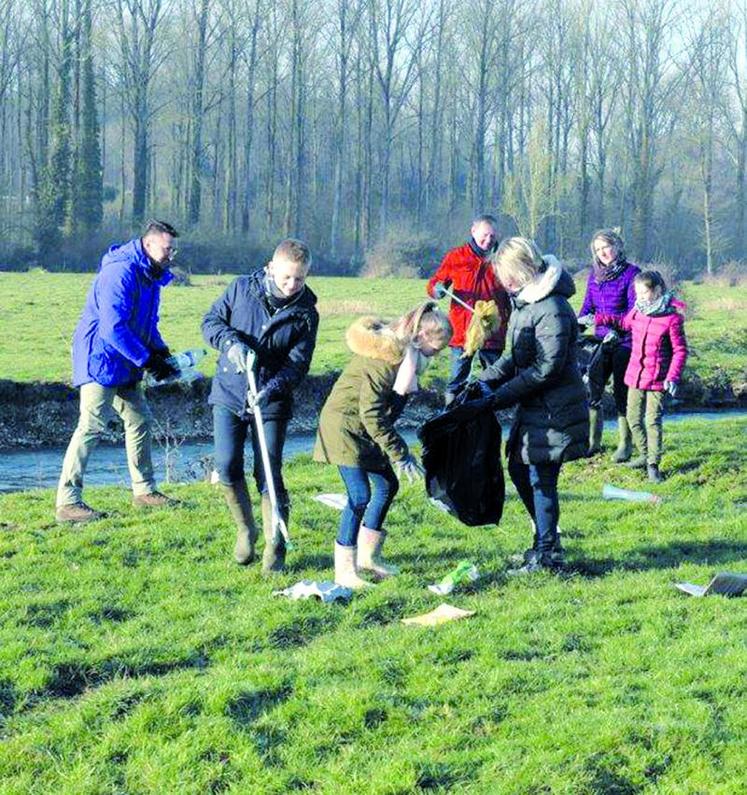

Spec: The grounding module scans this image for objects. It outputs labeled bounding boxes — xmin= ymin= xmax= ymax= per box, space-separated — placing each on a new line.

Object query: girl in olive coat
xmin=313 ymin=302 xmax=452 ymax=589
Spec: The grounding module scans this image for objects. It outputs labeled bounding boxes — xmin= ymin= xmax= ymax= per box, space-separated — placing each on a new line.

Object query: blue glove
xmin=433 ymin=279 xmax=452 ymax=299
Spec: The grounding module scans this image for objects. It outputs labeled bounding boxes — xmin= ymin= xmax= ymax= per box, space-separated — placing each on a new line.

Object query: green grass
xmin=1 ymin=272 xmax=744 ymax=397
xmin=1 ymin=417 xmax=745 ymax=793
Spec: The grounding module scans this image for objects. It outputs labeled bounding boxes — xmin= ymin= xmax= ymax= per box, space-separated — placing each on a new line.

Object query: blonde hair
xmin=273 ymin=238 xmax=312 ymax=269
xmin=491 ymin=237 xmax=544 ymax=290
xmin=391 ymin=300 xmax=452 ymax=352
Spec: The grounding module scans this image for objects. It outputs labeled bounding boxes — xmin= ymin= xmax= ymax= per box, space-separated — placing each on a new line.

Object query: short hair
xmin=472 ymin=213 xmax=499 ymax=229
xmin=492 ymin=236 xmax=544 ymax=289
xmin=273 ymin=238 xmax=312 ymax=269
xmin=634 ymin=269 xmax=667 ymax=292
xmin=144 ymin=218 xmax=179 ymax=238
xmin=590 ymin=228 xmax=624 ymax=264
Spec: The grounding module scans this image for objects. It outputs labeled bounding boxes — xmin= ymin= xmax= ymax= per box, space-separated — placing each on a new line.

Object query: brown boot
xmin=221 ymin=480 xmax=258 ymax=565
xmin=132 ymin=491 xmax=181 ymax=508
xmin=55 ymin=501 xmax=105 ymax=524
xmin=334 ymin=542 xmax=373 ymax=590
xmin=261 ymin=495 xmax=287 ymax=574
xmin=611 ymin=416 xmax=633 ymax=463
xmin=357 ymin=526 xmax=400 ymax=578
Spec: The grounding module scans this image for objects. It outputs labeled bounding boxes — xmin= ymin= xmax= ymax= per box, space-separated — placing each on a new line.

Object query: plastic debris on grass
xmin=401 ymin=603 xmax=476 ymax=626
xmin=427 ymin=560 xmax=480 ymax=595
xmin=314 ymin=493 xmax=348 ymax=510
xmin=602 ymin=483 xmax=662 ymax=504
xmin=273 ymin=580 xmax=353 ymax=603
xmin=674 ymin=572 xmax=747 ymax=598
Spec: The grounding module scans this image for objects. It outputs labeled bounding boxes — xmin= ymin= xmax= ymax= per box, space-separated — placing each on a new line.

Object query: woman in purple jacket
xmin=577 ymin=229 xmax=639 ymax=461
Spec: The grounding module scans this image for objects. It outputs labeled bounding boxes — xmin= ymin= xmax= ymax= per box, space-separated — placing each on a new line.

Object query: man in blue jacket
xmin=55 ymin=220 xmax=182 ymax=523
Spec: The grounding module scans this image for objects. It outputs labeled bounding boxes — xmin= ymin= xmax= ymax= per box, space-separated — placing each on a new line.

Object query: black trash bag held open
xmin=418 ymin=398 xmax=504 ymax=527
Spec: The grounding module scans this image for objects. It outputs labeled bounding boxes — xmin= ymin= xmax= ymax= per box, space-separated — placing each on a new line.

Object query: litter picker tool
xmin=440 ymin=284 xmax=475 ymax=314
xmin=246 ymin=364 xmax=293 ymax=550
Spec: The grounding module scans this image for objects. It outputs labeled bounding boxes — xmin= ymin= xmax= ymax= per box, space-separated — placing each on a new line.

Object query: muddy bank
xmin=0 ymin=375 xmax=445 ymax=450
xmin=0 ymin=372 xmax=743 ymax=451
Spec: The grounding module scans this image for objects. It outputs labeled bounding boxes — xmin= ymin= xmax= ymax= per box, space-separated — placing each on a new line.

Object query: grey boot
xmin=611 ymin=416 xmax=633 ymax=463
xmin=221 ymin=481 xmax=258 ymax=565
xmin=357 ymin=526 xmax=400 ymax=578
xmin=261 ymin=494 xmax=287 ymax=574
xmin=334 ymin=542 xmax=373 ymax=590
xmin=588 ymin=407 xmax=603 ymax=456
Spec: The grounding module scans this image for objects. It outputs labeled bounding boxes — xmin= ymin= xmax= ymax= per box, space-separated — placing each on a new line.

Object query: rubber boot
xmin=221 ymin=480 xmax=258 ymax=565
xmin=357 ymin=526 xmax=400 ymax=578
xmin=647 ymin=464 xmax=664 ymax=484
xmin=611 ymin=416 xmax=633 ymax=463
xmin=261 ymin=494 xmax=287 ymax=574
xmin=334 ymin=542 xmax=373 ymax=590
xmin=588 ymin=407 xmax=603 ymax=456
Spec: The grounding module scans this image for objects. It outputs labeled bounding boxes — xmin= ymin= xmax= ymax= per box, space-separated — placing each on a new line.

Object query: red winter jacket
xmin=596 ymin=299 xmax=688 ymax=391
xmin=426 ymin=243 xmax=510 ymax=350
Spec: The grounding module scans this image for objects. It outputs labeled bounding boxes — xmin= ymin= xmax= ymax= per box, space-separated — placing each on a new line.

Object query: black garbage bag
xmin=577 ymin=334 xmax=606 ymax=406
xmin=417 ymin=397 xmax=504 ymax=526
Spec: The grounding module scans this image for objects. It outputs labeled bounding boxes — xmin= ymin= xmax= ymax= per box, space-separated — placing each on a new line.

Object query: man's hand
xmin=226 ymin=341 xmax=255 ymax=374
xmin=433 ymin=279 xmax=453 ymax=299
xmin=145 ymin=350 xmax=178 ymax=382
xmin=664 ymin=380 xmax=679 ymax=398
xmin=395 ymin=455 xmax=424 ymax=484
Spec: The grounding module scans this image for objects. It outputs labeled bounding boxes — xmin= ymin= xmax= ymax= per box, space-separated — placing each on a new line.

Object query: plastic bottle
xmin=427 ymin=560 xmax=480 ymax=595
xmin=144 ymin=348 xmax=207 ymax=387
xmin=602 ymin=483 xmax=661 ymax=504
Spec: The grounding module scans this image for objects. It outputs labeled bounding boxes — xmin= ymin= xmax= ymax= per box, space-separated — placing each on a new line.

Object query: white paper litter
xmin=674 ymin=572 xmax=747 ymax=598
xmin=272 ymin=579 xmax=353 ymax=603
xmin=314 ymin=493 xmax=348 ymax=510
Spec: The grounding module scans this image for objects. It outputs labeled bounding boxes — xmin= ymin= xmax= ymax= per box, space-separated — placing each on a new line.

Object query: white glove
xmin=577 ymin=314 xmax=595 ymax=327
xmin=664 ymin=380 xmax=678 ymax=398
xmin=602 ymin=330 xmax=619 ymax=344
xmin=395 ymin=455 xmax=424 ymax=484
xmin=226 ymin=341 xmax=255 ymax=374
xmin=247 ymin=387 xmax=268 ymax=411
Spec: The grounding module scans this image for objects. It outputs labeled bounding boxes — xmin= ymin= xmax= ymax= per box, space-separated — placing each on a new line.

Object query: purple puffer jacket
xmin=578 ymin=262 xmax=640 ymax=347
xmin=596 ymin=299 xmax=688 ymax=391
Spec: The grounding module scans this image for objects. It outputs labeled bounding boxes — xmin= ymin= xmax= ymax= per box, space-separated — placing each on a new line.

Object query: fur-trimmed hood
xmin=516 ymin=256 xmax=575 ymax=305
xmin=345 ymin=316 xmax=406 ymax=365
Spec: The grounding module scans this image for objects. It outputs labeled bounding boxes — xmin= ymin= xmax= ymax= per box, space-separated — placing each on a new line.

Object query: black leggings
xmin=588 ymin=343 xmax=631 ymax=416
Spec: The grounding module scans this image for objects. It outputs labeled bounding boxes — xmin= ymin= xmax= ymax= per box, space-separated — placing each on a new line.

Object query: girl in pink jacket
xmin=595 ymin=270 xmax=688 ymax=483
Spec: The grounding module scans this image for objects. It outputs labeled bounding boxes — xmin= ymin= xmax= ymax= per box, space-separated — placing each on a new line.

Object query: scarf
xmin=468 ymin=237 xmax=494 ymax=259
xmin=263 ymin=271 xmax=304 ymax=313
xmin=593 ymin=255 xmax=628 ymax=284
xmin=393 ymin=345 xmax=427 ymax=395
xmin=635 ymin=291 xmax=675 ymax=317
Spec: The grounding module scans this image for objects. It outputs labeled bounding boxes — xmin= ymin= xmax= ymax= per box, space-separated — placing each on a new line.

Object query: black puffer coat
xmin=479 ymin=258 xmax=588 ymax=464
xmin=202 ymin=269 xmax=319 ymax=421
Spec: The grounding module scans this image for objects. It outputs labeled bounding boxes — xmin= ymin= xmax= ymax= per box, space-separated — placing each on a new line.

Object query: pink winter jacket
xmin=596 ymin=299 xmax=688 ymax=391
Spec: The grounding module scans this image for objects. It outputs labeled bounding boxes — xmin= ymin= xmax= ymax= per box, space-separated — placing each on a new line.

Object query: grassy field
xmin=0 ymin=416 xmax=745 ymax=793
xmin=0 ymin=271 xmax=744 ymax=397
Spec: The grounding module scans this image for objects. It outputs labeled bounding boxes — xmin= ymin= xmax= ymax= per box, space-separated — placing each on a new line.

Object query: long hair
xmin=589 ymin=228 xmax=625 ymax=266
xmin=391 ymin=300 xmax=452 ymax=351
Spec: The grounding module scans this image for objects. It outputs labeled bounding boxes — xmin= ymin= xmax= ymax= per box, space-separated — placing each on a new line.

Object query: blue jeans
xmin=212 ymin=404 xmax=288 ymax=506
xmin=447 ymin=346 xmax=501 ymax=398
xmin=507 ymin=450 xmax=561 ymax=555
xmin=336 ymin=465 xmax=399 ymax=546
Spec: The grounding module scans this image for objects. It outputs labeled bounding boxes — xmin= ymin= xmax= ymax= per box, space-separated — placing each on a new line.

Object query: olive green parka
xmin=313 ymin=317 xmax=410 ymax=471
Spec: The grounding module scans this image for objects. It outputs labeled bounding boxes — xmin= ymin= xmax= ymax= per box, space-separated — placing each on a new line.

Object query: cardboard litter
xmin=401 ymin=603 xmax=476 ymax=626
xmin=674 ymin=572 xmax=747 ymax=598
xmin=602 ymin=483 xmax=662 ymax=504
xmin=273 ymin=580 xmax=353 ymax=603
xmin=314 ymin=493 xmax=348 ymax=510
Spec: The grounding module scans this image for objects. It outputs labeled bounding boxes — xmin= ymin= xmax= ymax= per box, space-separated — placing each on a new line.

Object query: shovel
xmin=246 ymin=365 xmax=293 ymax=550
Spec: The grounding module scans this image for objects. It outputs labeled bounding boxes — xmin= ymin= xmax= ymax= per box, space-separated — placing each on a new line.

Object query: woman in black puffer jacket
xmin=477 ymin=237 xmax=588 ymax=573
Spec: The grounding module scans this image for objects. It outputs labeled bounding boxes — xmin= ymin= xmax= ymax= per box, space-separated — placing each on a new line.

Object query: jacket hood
xmin=345 ymin=316 xmax=406 ymax=365
xmin=246 ymin=267 xmax=317 ymax=311
xmin=101 ymin=238 xmax=174 ymax=286
xmin=516 ymin=256 xmax=575 ymax=304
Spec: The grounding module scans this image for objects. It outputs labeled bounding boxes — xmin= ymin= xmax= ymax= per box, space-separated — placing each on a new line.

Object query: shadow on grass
xmin=568 ymin=538 xmax=747 ymax=578
xmin=226 ymin=683 xmax=293 ymax=729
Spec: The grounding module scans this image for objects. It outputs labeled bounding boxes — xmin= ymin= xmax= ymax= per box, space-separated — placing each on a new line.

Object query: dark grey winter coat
xmin=479 ymin=258 xmax=589 ymax=464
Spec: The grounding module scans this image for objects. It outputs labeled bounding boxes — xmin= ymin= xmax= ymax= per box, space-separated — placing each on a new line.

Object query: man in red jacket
xmin=427 ymin=214 xmax=511 ymax=405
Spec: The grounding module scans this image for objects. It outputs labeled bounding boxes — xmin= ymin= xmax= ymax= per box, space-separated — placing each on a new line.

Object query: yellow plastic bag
xmin=462 ymin=299 xmax=501 ymax=358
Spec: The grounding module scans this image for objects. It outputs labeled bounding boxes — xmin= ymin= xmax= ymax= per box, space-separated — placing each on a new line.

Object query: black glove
xmin=460 ymin=379 xmax=493 ymax=402
xmin=433 ymin=279 xmax=453 ymax=299
xmin=145 ymin=349 xmax=178 ymax=382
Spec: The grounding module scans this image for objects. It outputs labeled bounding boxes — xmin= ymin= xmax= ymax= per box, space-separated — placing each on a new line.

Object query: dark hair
xmin=634 ymin=269 xmax=667 ymax=292
xmin=144 ymin=219 xmax=179 ymax=238
xmin=472 ymin=213 xmax=499 ymax=229
xmin=590 ymin=228 xmax=625 ymax=264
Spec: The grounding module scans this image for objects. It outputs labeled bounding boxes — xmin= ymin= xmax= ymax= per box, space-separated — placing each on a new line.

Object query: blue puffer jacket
xmin=202 ymin=269 xmax=319 ymax=420
xmin=71 ymin=238 xmax=173 ymax=387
